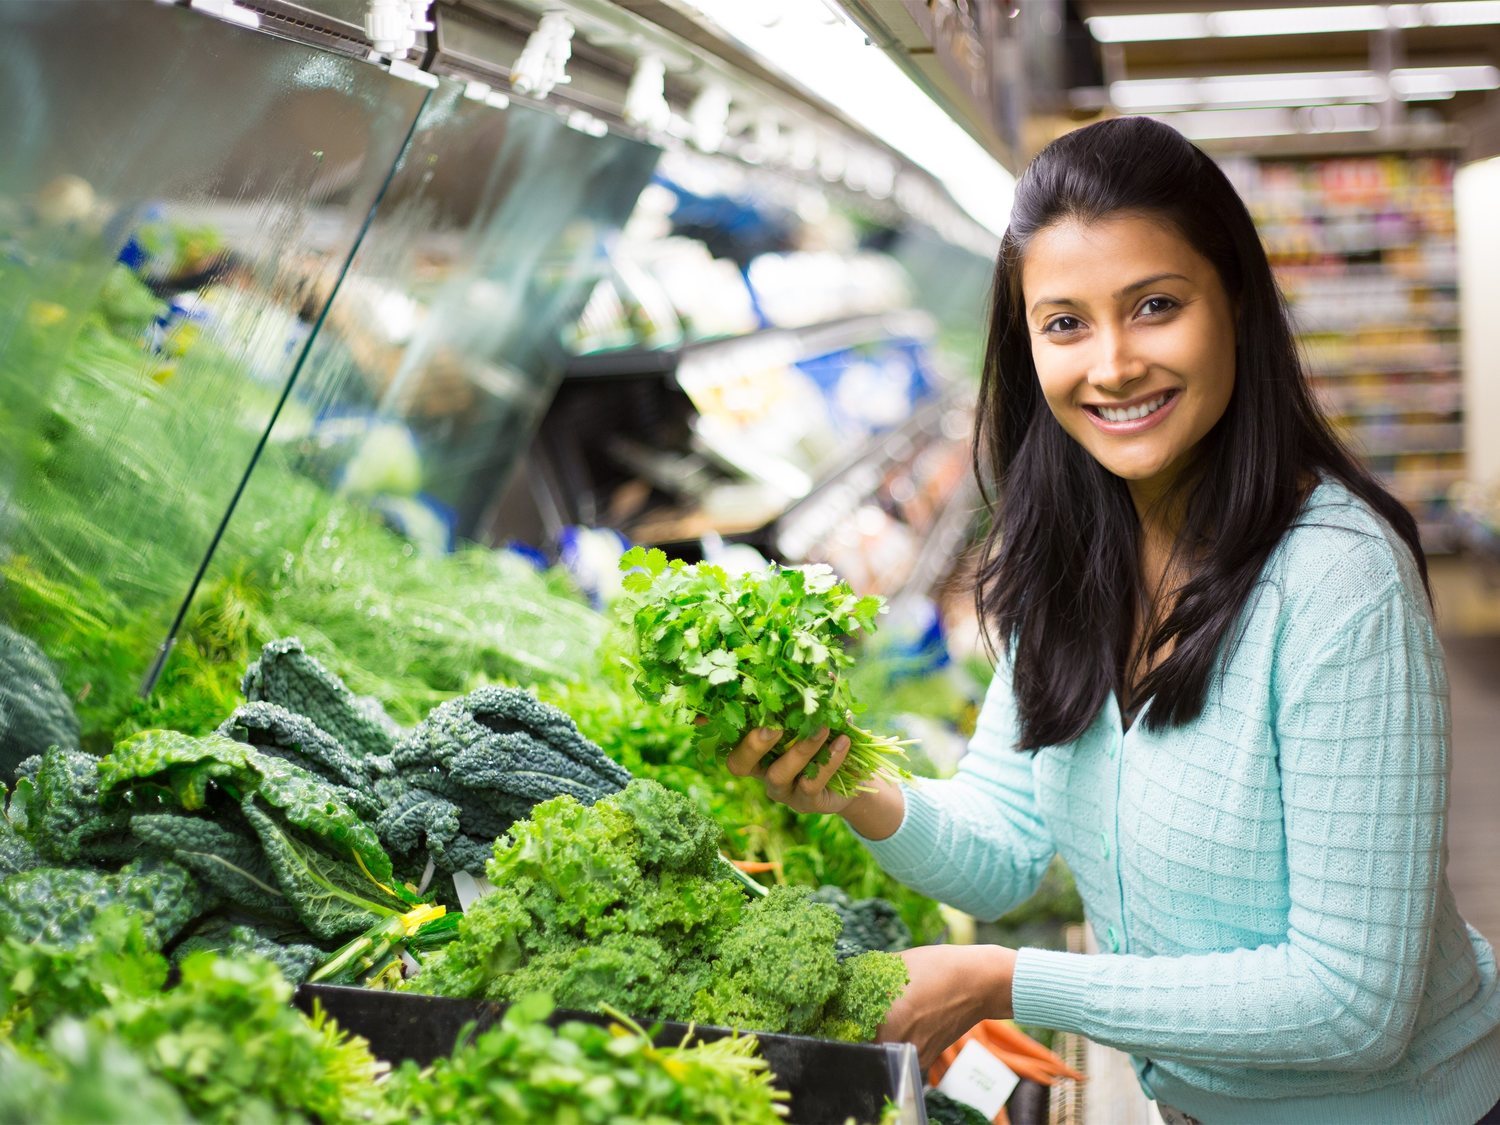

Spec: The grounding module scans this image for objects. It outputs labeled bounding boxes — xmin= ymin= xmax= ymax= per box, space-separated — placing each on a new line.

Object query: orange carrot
xmin=728 ymin=860 xmax=780 ymax=874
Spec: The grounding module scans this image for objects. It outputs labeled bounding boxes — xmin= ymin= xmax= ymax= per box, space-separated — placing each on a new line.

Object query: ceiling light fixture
xmin=1152 ymin=103 xmax=1381 ymax=140
xmin=1111 ymin=64 xmax=1500 ymax=110
xmin=1090 ymin=1 xmax=1500 ymax=42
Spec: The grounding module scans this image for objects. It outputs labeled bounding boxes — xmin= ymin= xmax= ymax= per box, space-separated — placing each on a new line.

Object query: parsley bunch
xmin=617 ymin=549 xmax=910 ymax=798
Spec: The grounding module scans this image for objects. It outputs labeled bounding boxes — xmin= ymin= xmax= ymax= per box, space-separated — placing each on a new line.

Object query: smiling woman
xmin=716 ymin=115 xmax=1500 ymax=1125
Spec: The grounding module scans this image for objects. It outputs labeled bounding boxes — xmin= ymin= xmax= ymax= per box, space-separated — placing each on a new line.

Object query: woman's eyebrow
xmin=1029 ymin=272 xmax=1191 ymax=315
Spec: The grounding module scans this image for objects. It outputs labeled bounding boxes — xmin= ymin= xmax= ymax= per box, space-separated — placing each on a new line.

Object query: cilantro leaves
xmin=617 ymin=549 xmax=908 ymax=797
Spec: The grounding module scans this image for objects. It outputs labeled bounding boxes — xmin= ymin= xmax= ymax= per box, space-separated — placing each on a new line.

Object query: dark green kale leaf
xmin=812 ymin=885 xmax=914 ymax=959
xmin=25 ymin=745 xmax=131 ymax=865
xmin=0 ymin=623 xmax=82 ymax=783
xmin=217 ymin=701 xmax=381 ymax=819
xmin=924 ymin=1089 xmax=992 ymax=1125
xmin=0 ymin=858 xmax=215 ymax=949
xmin=242 ymin=637 xmax=400 ymax=758
xmin=128 ymin=812 xmax=296 ymax=922
xmin=171 ymin=916 xmax=324 ymax=986
xmin=385 ymin=685 xmax=631 ymax=874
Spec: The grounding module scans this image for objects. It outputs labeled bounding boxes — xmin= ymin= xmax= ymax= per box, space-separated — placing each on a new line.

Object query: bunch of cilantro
xmin=617 ymin=548 xmax=910 ymax=799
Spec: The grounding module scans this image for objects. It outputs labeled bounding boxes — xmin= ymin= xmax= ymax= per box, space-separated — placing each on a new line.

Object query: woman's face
xmin=1020 ymin=213 xmax=1237 ymax=501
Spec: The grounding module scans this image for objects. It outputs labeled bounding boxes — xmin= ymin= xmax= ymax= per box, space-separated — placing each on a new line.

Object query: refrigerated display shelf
xmin=564 ymin=310 xmax=931 ymax=381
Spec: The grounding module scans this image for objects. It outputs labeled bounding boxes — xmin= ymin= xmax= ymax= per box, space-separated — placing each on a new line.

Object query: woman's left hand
xmin=877 ymin=944 xmax=1018 ymax=1071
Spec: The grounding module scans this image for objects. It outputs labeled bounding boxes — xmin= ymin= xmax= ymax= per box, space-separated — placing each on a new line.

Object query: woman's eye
xmin=1043 ymin=315 xmax=1082 ymax=335
xmin=1140 ymin=296 xmax=1178 ymax=317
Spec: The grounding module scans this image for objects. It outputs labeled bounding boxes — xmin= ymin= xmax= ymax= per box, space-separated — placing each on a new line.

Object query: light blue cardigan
xmin=861 ymin=479 xmax=1500 ymax=1123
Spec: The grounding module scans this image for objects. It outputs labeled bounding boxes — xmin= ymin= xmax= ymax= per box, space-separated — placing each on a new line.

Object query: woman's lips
xmin=1083 ymin=388 xmax=1182 ymax=435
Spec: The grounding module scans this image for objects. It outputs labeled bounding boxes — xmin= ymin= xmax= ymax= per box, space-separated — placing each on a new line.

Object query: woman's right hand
xmin=725 ymin=726 xmax=857 ymax=816
xmin=724 ymin=726 xmax=906 ymax=838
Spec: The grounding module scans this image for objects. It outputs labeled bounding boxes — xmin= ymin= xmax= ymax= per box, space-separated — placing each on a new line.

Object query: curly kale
xmin=692 ymin=885 xmax=842 ymax=1035
xmin=217 ymin=702 xmax=381 ymax=820
xmin=0 ymin=624 xmax=81 ymax=783
xmin=0 ymin=857 xmax=216 ymax=948
xmin=812 ymin=885 xmax=913 ymax=959
xmin=382 ymin=686 xmax=632 ymax=875
xmin=409 ymin=779 xmax=907 ymax=1041
xmin=242 ymin=637 xmax=401 ymax=758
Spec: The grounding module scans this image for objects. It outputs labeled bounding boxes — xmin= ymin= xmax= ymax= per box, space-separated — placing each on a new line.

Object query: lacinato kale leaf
xmin=382 ymin=685 xmax=631 ymax=875
xmin=241 ymin=637 xmax=401 ymax=759
xmin=0 ymin=623 xmax=82 ymax=784
xmin=617 ymin=548 xmax=909 ymax=797
xmin=0 ymin=857 xmax=215 ymax=948
xmin=218 ymin=701 xmax=382 ymax=819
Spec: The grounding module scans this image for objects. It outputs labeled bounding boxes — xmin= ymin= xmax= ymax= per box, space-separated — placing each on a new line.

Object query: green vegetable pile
xmin=385 ymin=993 xmax=787 ymax=1124
xmin=411 ymin=778 xmax=909 ymax=1042
xmin=0 ymin=903 xmax=792 ymax=1125
xmin=0 ymin=907 xmax=391 ymax=1125
xmin=617 ymin=548 xmax=910 ymax=798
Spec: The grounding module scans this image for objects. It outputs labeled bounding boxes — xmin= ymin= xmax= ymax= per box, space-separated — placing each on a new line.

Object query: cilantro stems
xmin=617 ymin=549 xmax=912 ymax=797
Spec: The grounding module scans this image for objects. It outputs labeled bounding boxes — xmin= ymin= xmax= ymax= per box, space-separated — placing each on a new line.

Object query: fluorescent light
xmin=1112 ymin=70 xmax=1384 ymax=110
xmin=1088 ymin=12 xmax=1206 ymax=42
xmin=1208 ymin=5 xmax=1386 ymax=37
xmin=1112 ymin=65 xmax=1499 ymax=110
xmin=1090 ymin=1 xmax=1500 ymax=42
xmin=676 ymin=0 xmax=1013 ymax=238
xmin=1424 ymin=1 xmax=1500 ymax=25
xmin=1153 ymin=103 xmax=1379 ymax=141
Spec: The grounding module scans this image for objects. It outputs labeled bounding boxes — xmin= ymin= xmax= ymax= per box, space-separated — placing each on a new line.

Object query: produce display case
xmin=297 ymin=984 xmax=932 ymax=1125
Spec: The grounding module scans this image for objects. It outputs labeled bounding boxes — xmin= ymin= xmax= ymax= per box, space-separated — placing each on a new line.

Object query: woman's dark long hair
xmin=974 ymin=116 xmax=1429 ymax=751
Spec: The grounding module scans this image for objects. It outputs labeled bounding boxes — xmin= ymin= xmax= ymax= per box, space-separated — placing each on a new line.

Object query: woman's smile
xmin=1083 ymin=387 xmax=1182 ymax=432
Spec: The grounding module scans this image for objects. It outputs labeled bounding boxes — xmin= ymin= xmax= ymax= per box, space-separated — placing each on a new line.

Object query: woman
xmin=726 ymin=117 xmax=1500 ymax=1124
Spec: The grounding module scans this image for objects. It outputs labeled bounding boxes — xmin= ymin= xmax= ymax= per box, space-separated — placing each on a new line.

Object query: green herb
xmin=617 ymin=549 xmax=910 ymax=798
xmin=388 ymin=993 xmax=788 ymax=1124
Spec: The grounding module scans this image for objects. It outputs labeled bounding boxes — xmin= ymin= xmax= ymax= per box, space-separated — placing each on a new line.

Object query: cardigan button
xmin=1100 ymin=832 xmax=1111 ymax=860
xmin=1106 ymin=926 xmax=1121 ymax=953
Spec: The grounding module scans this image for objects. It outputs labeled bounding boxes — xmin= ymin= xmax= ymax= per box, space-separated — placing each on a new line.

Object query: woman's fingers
xmin=725 ymin=727 xmax=781 ymax=777
xmin=798 ymin=735 xmax=850 ymax=795
xmin=764 ymin=727 xmax=832 ymax=790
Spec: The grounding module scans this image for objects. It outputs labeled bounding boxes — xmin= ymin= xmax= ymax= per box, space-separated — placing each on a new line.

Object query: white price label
xmin=935 ymin=1040 xmax=1019 ymax=1121
xmin=451 ymin=871 xmax=498 ymax=912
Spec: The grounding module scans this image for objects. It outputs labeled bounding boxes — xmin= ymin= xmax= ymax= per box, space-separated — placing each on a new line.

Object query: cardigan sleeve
xmin=1010 ymin=572 xmax=1450 ymax=1071
xmin=854 ymin=655 xmax=1057 ymax=922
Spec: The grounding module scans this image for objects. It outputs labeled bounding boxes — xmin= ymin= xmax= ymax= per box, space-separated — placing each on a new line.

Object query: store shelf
xmin=1233 ymin=152 xmax=1466 ymax=535
xmin=890 ymin=472 xmax=982 ymax=609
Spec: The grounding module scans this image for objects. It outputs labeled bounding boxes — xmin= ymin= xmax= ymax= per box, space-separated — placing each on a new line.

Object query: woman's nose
xmin=1088 ymin=329 xmax=1148 ymax=390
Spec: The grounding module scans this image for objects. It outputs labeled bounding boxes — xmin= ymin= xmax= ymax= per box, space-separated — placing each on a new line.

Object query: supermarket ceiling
xmin=1069 ymin=1 xmax=1500 ymax=154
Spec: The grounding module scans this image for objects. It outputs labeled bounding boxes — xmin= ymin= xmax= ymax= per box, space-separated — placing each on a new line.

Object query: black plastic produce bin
xmin=297 ymin=983 xmax=926 ymax=1124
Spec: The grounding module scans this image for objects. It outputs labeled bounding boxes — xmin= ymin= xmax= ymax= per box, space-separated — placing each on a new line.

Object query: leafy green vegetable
xmin=218 ymin=700 xmax=382 ymax=819
xmin=0 ymin=906 xmax=394 ymax=1125
xmin=0 ymin=858 xmax=214 ymax=948
xmin=811 ymin=885 xmax=913 ymax=959
xmin=0 ymin=623 xmax=81 ymax=783
xmin=23 ymin=745 xmax=130 ymax=865
xmin=923 ymin=1088 xmax=991 ymax=1125
xmin=0 ymin=1020 xmax=195 ymax=1124
xmin=171 ymin=915 xmax=324 ymax=986
xmin=617 ymin=548 xmax=909 ymax=797
xmin=381 ymin=685 xmax=632 ymax=875
xmin=537 ymin=667 xmax=946 ymax=944
xmin=410 ymin=779 xmax=907 ymax=1042
xmin=387 ymin=993 xmax=787 ymax=1124
xmin=241 ymin=637 xmax=400 ymax=759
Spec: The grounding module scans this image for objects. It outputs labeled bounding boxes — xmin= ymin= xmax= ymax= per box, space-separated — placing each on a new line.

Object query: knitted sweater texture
xmin=861 ymin=479 xmax=1500 ymax=1123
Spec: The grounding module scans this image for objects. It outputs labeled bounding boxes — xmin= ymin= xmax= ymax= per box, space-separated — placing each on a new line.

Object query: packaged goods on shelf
xmin=1225 ymin=152 xmax=1464 ymax=551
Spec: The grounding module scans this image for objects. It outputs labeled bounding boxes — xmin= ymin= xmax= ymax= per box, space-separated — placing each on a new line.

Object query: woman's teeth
xmin=1096 ymin=392 xmax=1171 ymax=423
